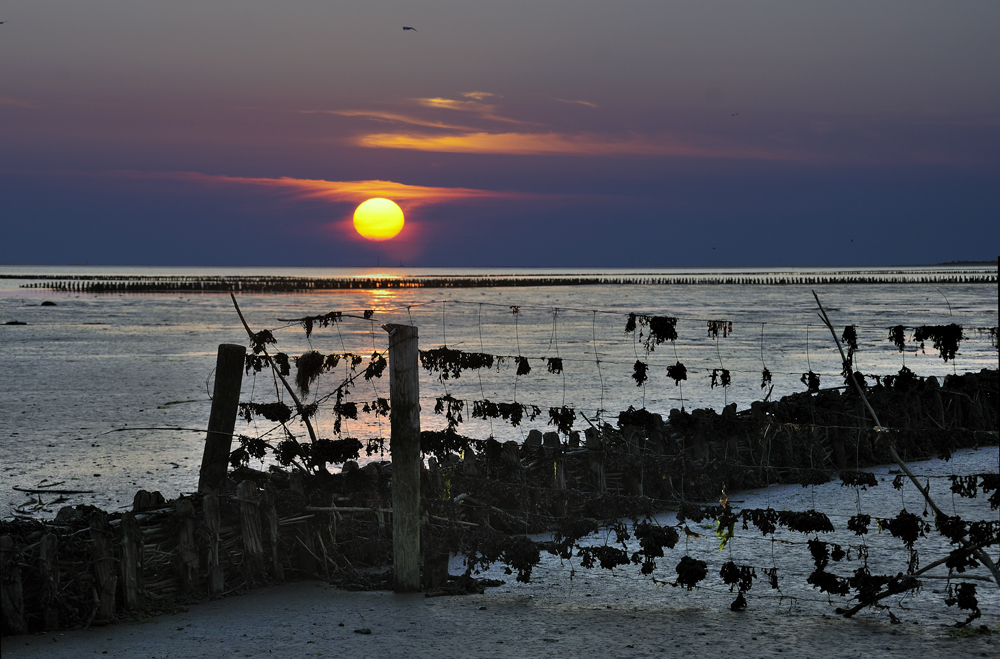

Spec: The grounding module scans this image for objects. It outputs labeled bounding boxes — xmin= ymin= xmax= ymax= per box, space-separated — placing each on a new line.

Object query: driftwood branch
xmin=230 ymin=293 xmax=318 ymax=447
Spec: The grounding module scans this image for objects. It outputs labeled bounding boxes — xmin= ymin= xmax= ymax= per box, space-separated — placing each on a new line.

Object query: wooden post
xmin=199 ymin=343 xmax=247 ymax=493
xmin=263 ymin=483 xmax=284 ymax=583
xmin=294 ymin=523 xmax=318 ymax=576
xmin=39 ymin=534 xmax=59 ymax=630
xmin=89 ymin=511 xmax=117 ymax=622
xmin=119 ymin=513 xmax=143 ymax=610
xmin=202 ymin=493 xmax=225 ymax=595
xmin=0 ymin=535 xmax=28 ymax=636
xmin=175 ymin=499 xmax=200 ymax=594
xmin=237 ymin=481 xmax=266 ymax=583
xmin=384 ymin=323 xmax=421 ymax=593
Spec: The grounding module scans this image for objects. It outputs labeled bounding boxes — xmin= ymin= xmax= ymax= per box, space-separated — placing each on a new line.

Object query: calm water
xmin=1 ymin=266 xmax=996 ymax=516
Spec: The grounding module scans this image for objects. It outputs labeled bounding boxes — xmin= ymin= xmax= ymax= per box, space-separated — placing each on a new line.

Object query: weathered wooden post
xmin=119 ymin=513 xmax=144 ymax=610
xmin=263 ymin=483 xmax=284 ymax=583
xmin=199 ymin=343 xmax=247 ymax=493
xmin=237 ymin=481 xmax=266 ymax=583
xmin=202 ymin=493 xmax=225 ymax=595
xmin=385 ymin=324 xmax=421 ymax=593
xmin=89 ymin=511 xmax=117 ymax=623
xmin=175 ymin=499 xmax=200 ymax=594
xmin=0 ymin=535 xmax=28 ymax=636
xmin=39 ymin=534 xmax=59 ymax=630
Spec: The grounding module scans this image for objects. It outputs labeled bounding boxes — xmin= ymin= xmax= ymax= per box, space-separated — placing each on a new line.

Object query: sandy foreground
xmin=4 ymin=447 xmax=998 ymax=658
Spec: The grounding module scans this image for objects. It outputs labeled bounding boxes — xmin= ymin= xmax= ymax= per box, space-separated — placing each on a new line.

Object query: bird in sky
xmin=402 ymin=26 xmax=417 ymax=31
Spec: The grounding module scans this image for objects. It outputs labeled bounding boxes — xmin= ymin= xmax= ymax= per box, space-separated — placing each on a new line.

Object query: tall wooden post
xmin=385 ymin=324 xmax=421 ymax=592
xmin=199 ymin=343 xmax=246 ymax=493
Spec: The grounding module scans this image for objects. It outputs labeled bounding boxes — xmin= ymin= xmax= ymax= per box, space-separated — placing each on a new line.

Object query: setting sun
xmin=353 ymin=198 xmax=404 ymax=241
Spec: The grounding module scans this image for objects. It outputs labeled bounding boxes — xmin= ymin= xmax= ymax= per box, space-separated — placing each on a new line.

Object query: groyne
xmin=2 ymin=368 xmax=996 ymax=635
xmin=6 ymin=267 xmax=998 ymax=293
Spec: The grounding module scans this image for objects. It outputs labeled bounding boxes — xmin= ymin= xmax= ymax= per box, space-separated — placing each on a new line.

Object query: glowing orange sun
xmin=353 ymin=198 xmax=404 ymax=241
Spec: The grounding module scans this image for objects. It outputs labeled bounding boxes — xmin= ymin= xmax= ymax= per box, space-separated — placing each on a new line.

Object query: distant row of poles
xmin=11 ymin=271 xmax=998 ymax=293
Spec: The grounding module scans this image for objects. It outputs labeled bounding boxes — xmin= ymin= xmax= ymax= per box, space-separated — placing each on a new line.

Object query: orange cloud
xmin=411 ymin=96 xmax=530 ymax=125
xmin=414 ymin=97 xmax=493 ymax=113
xmin=356 ymin=131 xmax=802 ymax=160
xmin=129 ymin=171 xmax=529 ymax=209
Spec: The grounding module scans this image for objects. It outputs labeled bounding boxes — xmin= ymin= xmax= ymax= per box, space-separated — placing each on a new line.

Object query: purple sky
xmin=2 ymin=1 xmax=998 ymax=267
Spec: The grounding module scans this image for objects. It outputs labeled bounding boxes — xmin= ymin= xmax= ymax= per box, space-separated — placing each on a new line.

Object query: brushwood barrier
xmin=2 ymin=290 xmax=998 ymax=635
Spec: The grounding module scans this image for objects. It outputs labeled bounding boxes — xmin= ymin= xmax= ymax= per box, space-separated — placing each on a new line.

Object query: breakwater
xmin=8 ymin=267 xmax=998 ymax=293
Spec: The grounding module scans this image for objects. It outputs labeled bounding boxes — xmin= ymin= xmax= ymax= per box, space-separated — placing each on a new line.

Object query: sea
xmin=1 ymin=265 xmax=997 ymax=517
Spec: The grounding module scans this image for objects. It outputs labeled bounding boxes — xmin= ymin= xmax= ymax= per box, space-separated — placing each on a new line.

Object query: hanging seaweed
xmin=647 ymin=316 xmax=679 ymax=344
xmin=471 ymin=399 xmax=541 ymax=427
xmin=419 ymin=347 xmax=497 ymax=380
xmin=298 ymin=311 xmax=342 ymax=339
xmin=632 ymin=360 xmax=648 ymax=386
xmin=876 ymin=510 xmax=930 ymax=550
xmin=295 ymin=351 xmax=325 ymax=395
xmin=841 ymin=325 xmax=859 ymax=365
xmin=361 ymin=397 xmax=390 ymax=417
xmin=578 ymin=545 xmax=631 ymax=571
xmin=719 ymin=561 xmax=756 ymax=594
xmin=847 ymin=514 xmax=871 ymax=535
xmin=272 ymin=353 xmax=290 ymax=376
xmin=546 ymin=357 xmax=563 ymax=374
xmin=666 ymin=361 xmax=687 ymax=385
xmin=945 ymin=582 xmax=982 ymax=626
xmin=707 ymin=320 xmax=733 ymax=339
xmin=625 ymin=312 xmax=638 ymax=334
xmin=311 ymin=438 xmax=363 ymax=466
xmin=230 ymin=434 xmax=269 ymax=467
xmin=740 ymin=508 xmax=778 ymax=536
xmin=675 ymin=556 xmax=708 ymax=590
xmin=800 ymin=371 xmax=820 ymax=393
xmin=760 ymin=367 xmax=772 ymax=389
xmin=882 ymin=365 xmax=919 ymax=391
xmin=548 ymin=406 xmax=576 ymax=435
xmin=839 ymin=471 xmax=878 ymax=490
xmin=776 ymin=510 xmax=835 ymax=534
xmin=913 ymin=324 xmax=964 ymax=361
xmin=624 ymin=314 xmax=678 ymax=353
xmin=363 ymin=352 xmax=387 ymax=381
xmin=888 ymin=325 xmax=907 ymax=352
xmin=238 ymin=401 xmax=292 ymax=424
xmin=710 ymin=368 xmax=731 ymax=389
xmin=434 ymin=395 xmax=465 ymax=432
xmin=250 ymin=328 xmax=277 ymax=353
xmin=515 ymin=356 xmax=531 ymax=376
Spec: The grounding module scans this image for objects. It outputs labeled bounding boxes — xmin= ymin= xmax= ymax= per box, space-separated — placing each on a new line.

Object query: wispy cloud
xmin=119 ymin=171 xmax=531 ymax=209
xmin=307 ymin=109 xmax=476 ymax=131
xmin=0 ymin=96 xmax=39 ymax=109
xmin=414 ymin=97 xmax=493 ymax=113
xmin=412 ymin=95 xmax=530 ymax=125
xmin=356 ymin=131 xmax=802 ymax=160
xmin=549 ymin=97 xmax=601 ymax=109
xmin=461 ymin=92 xmax=498 ymax=101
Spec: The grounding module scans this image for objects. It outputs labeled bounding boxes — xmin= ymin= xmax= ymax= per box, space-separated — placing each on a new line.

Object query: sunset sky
xmin=1 ymin=1 xmax=998 ymax=267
